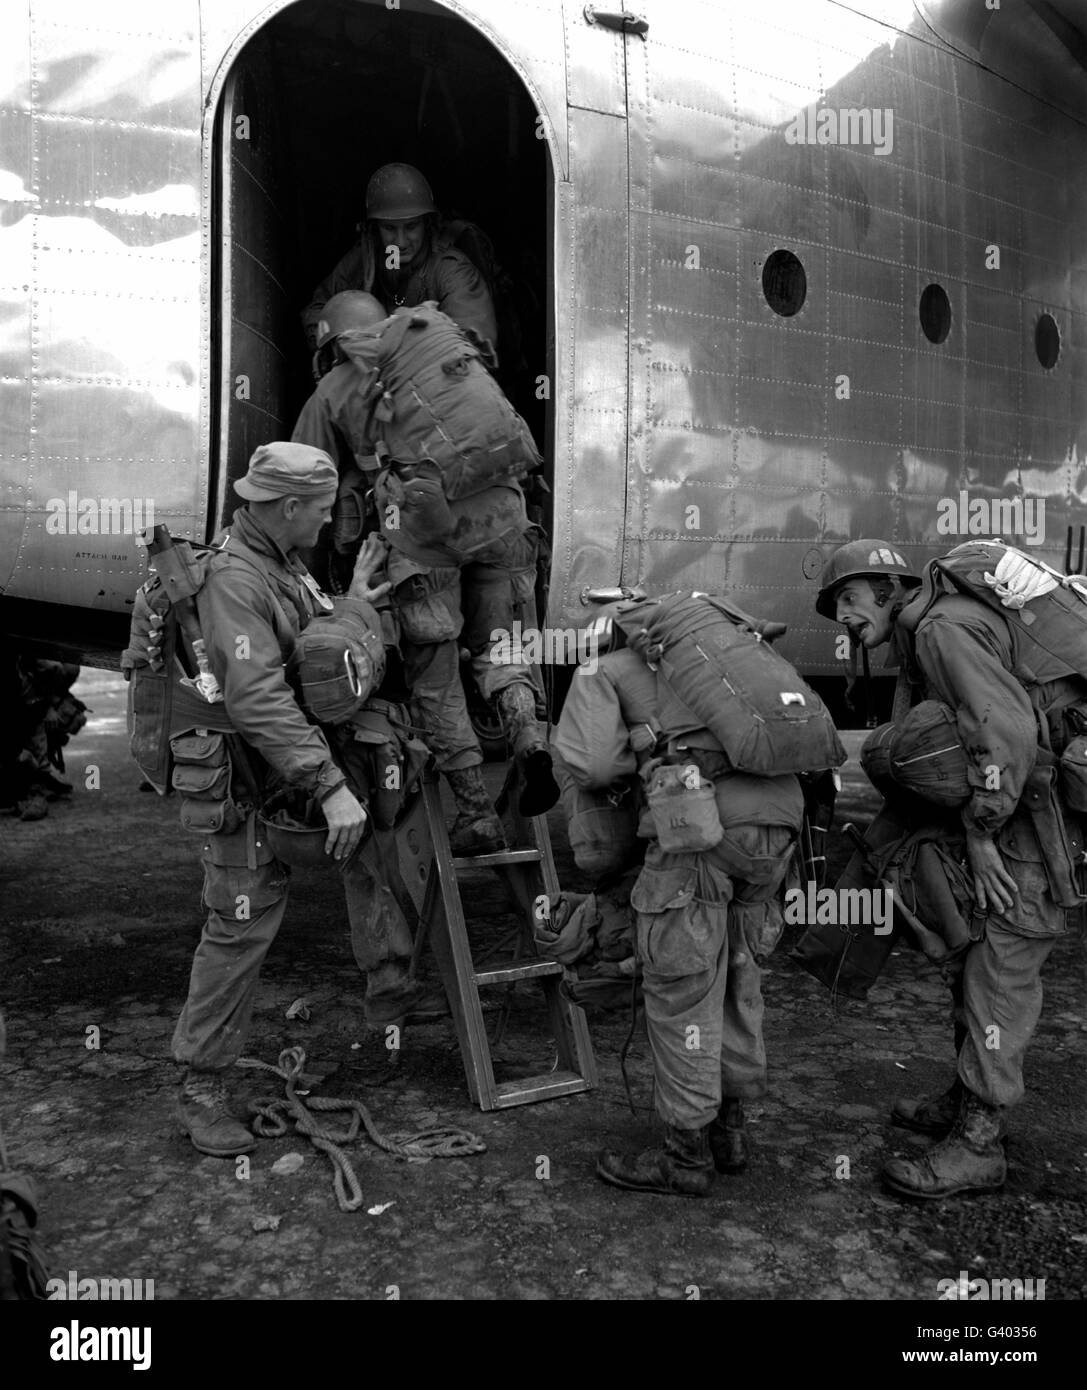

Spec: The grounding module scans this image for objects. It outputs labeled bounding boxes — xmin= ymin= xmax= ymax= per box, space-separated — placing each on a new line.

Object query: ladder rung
xmin=451 ymin=848 xmax=542 ymax=869
xmin=474 ymin=957 xmax=563 ymax=986
xmin=492 ymin=1072 xmax=592 ymax=1108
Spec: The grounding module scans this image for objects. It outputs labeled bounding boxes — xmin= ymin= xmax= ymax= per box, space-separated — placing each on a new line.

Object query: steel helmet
xmin=815 ymin=539 xmax=921 ymax=619
xmin=365 ymin=163 xmax=436 ymax=221
xmin=258 ymin=789 xmax=332 ymax=868
xmin=315 ymin=291 xmax=387 ymax=350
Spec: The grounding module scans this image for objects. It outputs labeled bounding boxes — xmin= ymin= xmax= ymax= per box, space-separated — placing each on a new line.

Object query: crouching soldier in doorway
xmin=292 ymin=290 xmax=556 ymax=854
xmin=815 ymin=538 xmax=1087 ymax=1198
xmin=301 ymin=162 xmax=496 ymax=352
xmin=162 ymin=443 xmax=437 ymax=1157
xmin=553 ymin=607 xmax=811 ymax=1196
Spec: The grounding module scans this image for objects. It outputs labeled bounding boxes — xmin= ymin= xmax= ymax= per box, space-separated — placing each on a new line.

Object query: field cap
xmin=234 ymin=442 xmax=338 ymax=501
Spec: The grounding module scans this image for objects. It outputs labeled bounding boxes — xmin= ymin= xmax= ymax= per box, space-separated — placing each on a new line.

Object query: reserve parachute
xmin=606 ymin=592 xmax=847 ymax=776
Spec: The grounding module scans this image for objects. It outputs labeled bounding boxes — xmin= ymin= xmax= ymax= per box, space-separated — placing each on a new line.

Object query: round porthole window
xmin=762 ymin=249 xmax=807 ymax=317
xmin=1035 ymin=313 xmax=1060 ymax=370
xmin=919 ymin=284 xmax=951 ymax=344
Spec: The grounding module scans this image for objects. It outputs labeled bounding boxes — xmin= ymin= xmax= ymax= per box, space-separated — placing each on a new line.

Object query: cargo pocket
xmin=170 ymin=730 xmax=241 ymax=835
xmin=712 ymin=824 xmax=795 ymax=889
xmin=731 ymin=899 xmax=784 ymax=964
xmin=995 ymin=819 xmax=1068 ymax=937
xmin=394 ymin=571 xmax=463 ymax=644
xmin=631 ymin=863 xmax=724 ymax=977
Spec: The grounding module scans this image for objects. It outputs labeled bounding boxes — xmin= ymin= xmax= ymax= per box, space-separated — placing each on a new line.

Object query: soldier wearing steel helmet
xmin=301 ymin=162 xmax=496 ymax=352
xmin=815 ymin=537 xmax=1083 ymax=1199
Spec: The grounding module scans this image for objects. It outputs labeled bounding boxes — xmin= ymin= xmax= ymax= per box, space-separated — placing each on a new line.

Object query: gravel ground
xmin=1 ymin=670 xmax=1084 ymax=1301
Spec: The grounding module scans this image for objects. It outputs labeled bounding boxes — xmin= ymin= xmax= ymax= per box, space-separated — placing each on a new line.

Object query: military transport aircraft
xmin=1 ymin=0 xmax=1084 ymax=683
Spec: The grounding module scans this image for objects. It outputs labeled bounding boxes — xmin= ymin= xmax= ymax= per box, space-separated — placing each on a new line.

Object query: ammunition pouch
xmin=643 ymin=759 xmax=724 ymax=853
xmin=170 ymin=730 xmax=242 ymax=835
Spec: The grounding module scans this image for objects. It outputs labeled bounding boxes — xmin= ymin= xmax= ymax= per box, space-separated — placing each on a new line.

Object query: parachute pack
xmin=336 ymin=303 xmax=541 ymax=501
xmin=607 ymin=592 xmax=847 ymax=776
xmin=903 ymin=539 xmax=1087 ymax=687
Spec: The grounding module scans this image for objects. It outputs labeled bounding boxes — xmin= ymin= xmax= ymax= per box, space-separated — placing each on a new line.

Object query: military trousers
xmin=633 ymin=827 xmax=795 ymax=1131
xmin=172 ymin=740 xmax=415 ymax=1072
xmin=387 ymin=524 xmax=544 ymax=771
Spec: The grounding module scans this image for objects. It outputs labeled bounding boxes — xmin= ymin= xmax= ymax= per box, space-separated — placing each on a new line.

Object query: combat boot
xmin=177 ymin=1069 xmax=256 ymax=1158
xmin=708 ymin=1097 xmax=749 ymax=1174
xmin=596 ymin=1124 xmax=715 ymax=1197
xmin=17 ymin=791 xmax=48 ymax=822
xmin=444 ymin=766 xmax=506 ymax=855
xmin=891 ymin=1078 xmax=962 ymax=1137
xmin=494 ymin=682 xmax=559 ymax=817
xmin=882 ymin=1090 xmax=1006 ymax=1200
xmin=363 ymin=963 xmax=451 ymax=1028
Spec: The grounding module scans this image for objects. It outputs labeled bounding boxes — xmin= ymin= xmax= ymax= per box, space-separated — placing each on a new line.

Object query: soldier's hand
xmin=146 ymin=613 xmax=166 ymax=672
xmin=965 ymin=831 xmax=1017 ymax=915
xmin=348 ymin=533 xmax=392 ymax=604
xmin=322 ymin=785 xmax=368 ymax=860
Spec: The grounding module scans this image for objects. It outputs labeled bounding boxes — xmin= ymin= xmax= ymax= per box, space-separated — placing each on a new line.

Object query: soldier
xmin=815 ymin=538 xmax=1083 ymax=1197
xmin=169 ymin=442 xmax=439 ymax=1159
xmin=293 ymin=291 xmax=557 ymax=854
xmin=301 ymin=163 xmax=495 ymax=352
xmin=553 ymin=623 xmax=806 ymax=1197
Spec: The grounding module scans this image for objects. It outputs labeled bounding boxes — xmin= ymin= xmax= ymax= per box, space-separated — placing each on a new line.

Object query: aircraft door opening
xmin=210 ymin=0 xmax=553 ymax=557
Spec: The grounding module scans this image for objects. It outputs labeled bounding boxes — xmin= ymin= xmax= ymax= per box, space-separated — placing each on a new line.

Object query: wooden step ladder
xmin=392 ymin=763 xmax=597 ymax=1111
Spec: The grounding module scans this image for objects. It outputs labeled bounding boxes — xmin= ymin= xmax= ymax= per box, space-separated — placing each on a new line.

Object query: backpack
xmin=607 ymin=593 xmax=847 ymax=776
xmin=336 ymin=304 xmax=541 ymax=500
xmin=907 ymin=540 xmax=1087 ymax=686
xmin=121 ymin=527 xmax=324 ymax=794
xmin=899 ymin=540 xmax=1087 ymax=755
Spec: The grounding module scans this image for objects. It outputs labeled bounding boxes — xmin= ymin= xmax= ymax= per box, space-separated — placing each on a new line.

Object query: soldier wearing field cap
xmin=169 ymin=442 xmax=440 ymax=1159
xmin=301 ymin=162 xmax=496 ymax=352
xmin=815 ymin=538 xmax=1087 ymax=1199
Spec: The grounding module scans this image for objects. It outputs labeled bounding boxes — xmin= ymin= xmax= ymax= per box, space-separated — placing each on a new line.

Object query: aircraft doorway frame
xmin=201 ymin=0 xmax=559 ymax=549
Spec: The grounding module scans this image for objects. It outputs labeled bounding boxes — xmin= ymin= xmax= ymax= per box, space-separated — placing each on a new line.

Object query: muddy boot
xmin=177 ymin=1069 xmax=256 ymax=1158
xmin=596 ymin=1124 xmax=715 ymax=1197
xmin=16 ymin=791 xmax=48 ymax=822
xmin=708 ymin=1097 xmax=749 ymax=1174
xmin=445 ymin=766 xmax=506 ymax=855
xmin=882 ymin=1090 xmax=1006 ymax=1200
xmin=495 ymin=683 xmax=559 ymax=817
xmin=891 ymin=1078 xmax=962 ymax=1137
xmin=39 ymin=767 xmax=73 ymax=799
xmin=364 ymin=963 xmax=450 ymax=1029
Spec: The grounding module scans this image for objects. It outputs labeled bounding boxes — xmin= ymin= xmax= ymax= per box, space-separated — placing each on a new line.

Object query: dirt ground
xmin=2 ymin=669 xmax=1085 ymax=1302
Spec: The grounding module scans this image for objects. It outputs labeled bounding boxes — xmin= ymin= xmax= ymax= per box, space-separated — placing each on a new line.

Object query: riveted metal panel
xmin=0 ymin=0 xmax=204 ymax=611
xmin=550 ymin=103 xmax=630 ymax=617
xmin=605 ymin=0 xmax=1087 ymax=673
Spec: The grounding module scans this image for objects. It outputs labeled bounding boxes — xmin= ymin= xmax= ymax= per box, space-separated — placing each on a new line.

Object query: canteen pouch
xmin=644 ymin=761 xmax=724 ymax=853
xmin=1059 ymin=735 xmax=1087 ymax=813
xmin=170 ymin=730 xmax=241 ymax=835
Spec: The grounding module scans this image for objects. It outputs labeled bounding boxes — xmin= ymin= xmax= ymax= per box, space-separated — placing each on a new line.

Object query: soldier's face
xmin=285 ymin=489 xmax=337 ymax=550
xmin=377 ymin=217 xmax=426 ymax=270
xmin=834 ymin=578 xmax=894 ymax=648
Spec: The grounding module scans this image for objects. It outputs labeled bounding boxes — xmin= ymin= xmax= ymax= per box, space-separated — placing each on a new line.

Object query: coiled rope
xmin=238 ymin=1047 xmax=486 ymax=1213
